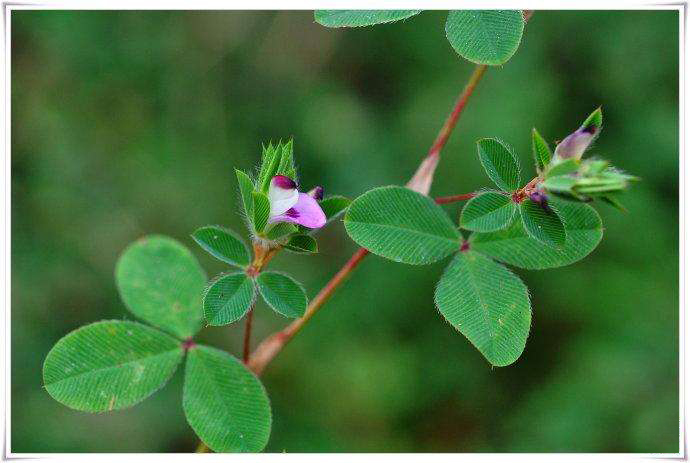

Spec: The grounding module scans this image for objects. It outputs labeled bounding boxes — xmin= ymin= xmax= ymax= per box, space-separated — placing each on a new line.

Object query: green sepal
xmin=252 ymin=191 xmax=271 ymax=234
xmin=531 ymin=128 xmax=552 ymax=172
xmin=265 ymin=222 xmax=298 ymax=241
xmin=235 ymin=169 xmax=255 ymax=219
xmin=284 ymin=234 xmax=318 ymax=253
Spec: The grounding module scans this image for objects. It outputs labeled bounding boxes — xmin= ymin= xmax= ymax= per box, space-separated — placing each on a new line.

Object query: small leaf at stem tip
xmin=581 ymin=107 xmax=603 ymax=131
xmin=235 ymin=169 xmax=255 ymax=218
xmin=434 ymin=251 xmax=531 ymax=367
xmin=476 ymin=138 xmax=522 ymax=192
xmin=252 ymin=191 xmax=271 ymax=233
xmin=445 ymin=10 xmax=525 ymax=65
xmin=460 ymin=192 xmax=516 ymax=232
xmin=116 ymin=235 xmax=206 ymax=339
xmin=43 ymin=320 xmax=183 ymax=412
xmin=203 ymin=272 xmax=256 ymax=326
xmin=284 ymin=234 xmax=318 ymax=253
xmin=257 ymin=272 xmax=307 ymax=318
xmin=314 ymin=10 xmax=422 ymax=27
xmin=344 ymin=186 xmax=461 ymax=265
xmin=519 ymin=199 xmax=566 ymax=248
xmin=192 ymin=225 xmax=250 ymax=268
xmin=531 ymin=128 xmax=552 ymax=171
xmin=545 ymin=158 xmax=580 ymax=178
xmin=183 ymin=345 xmax=271 ymax=453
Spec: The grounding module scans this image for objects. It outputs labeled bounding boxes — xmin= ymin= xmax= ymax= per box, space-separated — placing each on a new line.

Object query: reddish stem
xmin=248 ymin=248 xmax=369 ymax=374
xmin=435 ymin=193 xmax=476 ymax=204
xmin=427 ymin=65 xmax=487 ymax=159
xmin=242 ymin=307 xmax=254 ymax=363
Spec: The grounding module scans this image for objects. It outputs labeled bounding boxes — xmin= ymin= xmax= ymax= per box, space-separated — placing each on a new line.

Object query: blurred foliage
xmin=11 ymin=10 xmax=678 ymax=452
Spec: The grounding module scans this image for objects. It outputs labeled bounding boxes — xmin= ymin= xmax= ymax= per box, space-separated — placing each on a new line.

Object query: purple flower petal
xmin=554 ymin=126 xmax=599 ymax=161
xmin=269 ymin=192 xmax=326 ymax=229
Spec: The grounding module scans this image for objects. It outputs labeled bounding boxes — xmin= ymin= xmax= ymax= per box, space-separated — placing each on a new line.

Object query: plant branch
xmin=406 ymin=64 xmax=487 ymax=195
xmin=247 ymin=64 xmax=489 ymax=376
xmin=435 ymin=192 xmax=476 ymax=204
xmin=242 ymin=307 xmax=255 ymax=363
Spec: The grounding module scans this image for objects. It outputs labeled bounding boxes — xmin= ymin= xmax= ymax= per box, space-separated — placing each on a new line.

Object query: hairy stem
xmin=435 ymin=192 xmax=476 ymax=204
xmin=247 ymin=64 xmax=488 ymax=376
xmin=242 ymin=307 xmax=255 ymax=363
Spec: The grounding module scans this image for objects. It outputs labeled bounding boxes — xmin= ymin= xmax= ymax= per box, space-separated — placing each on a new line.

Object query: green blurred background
xmin=11 ymin=10 xmax=679 ymax=453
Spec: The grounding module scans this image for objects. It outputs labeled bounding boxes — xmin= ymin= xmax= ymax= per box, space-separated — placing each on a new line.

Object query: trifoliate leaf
xmin=116 ymin=235 xmax=206 ymax=339
xmin=445 ymin=10 xmax=524 ymax=65
xmin=203 ymin=273 xmax=256 ymax=326
xmin=434 ymin=251 xmax=531 ymax=366
xmin=471 ymin=198 xmax=602 ymax=269
xmin=460 ymin=192 xmax=517 ymax=232
xmin=257 ymin=271 xmax=307 ymax=318
xmin=192 ymin=225 xmax=250 ymax=268
xmin=345 ymin=186 xmax=461 ymax=265
xmin=314 ymin=10 xmax=422 ymax=27
xmin=43 ymin=320 xmax=183 ymax=412
xmin=519 ymin=200 xmax=566 ymax=248
xmin=183 ymin=345 xmax=271 ymax=453
xmin=477 ymin=138 xmax=522 ymax=191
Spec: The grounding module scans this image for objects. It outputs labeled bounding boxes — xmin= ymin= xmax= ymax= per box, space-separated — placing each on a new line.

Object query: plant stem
xmin=247 ymin=247 xmax=369 ymax=374
xmin=247 ymin=64 xmax=488 ymax=376
xmin=242 ymin=307 xmax=255 ymax=363
xmin=406 ymin=64 xmax=487 ymax=195
xmin=435 ymin=192 xmax=476 ymax=204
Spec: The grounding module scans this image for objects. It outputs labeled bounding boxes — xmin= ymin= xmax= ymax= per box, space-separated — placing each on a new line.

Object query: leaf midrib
xmin=347 ymin=220 xmax=459 ymax=244
xmin=462 ymin=255 xmax=497 ymax=361
xmin=190 ymin=350 xmax=246 ymax=450
xmin=45 ymin=347 xmax=181 ymax=387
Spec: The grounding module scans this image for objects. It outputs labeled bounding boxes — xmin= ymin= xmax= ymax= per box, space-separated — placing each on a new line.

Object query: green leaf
xmin=183 ymin=345 xmax=271 ymax=453
xmin=531 ymin=128 xmax=552 ymax=171
xmin=445 ymin=10 xmax=524 ymax=65
xmin=203 ymin=273 xmax=256 ymax=326
xmin=43 ymin=320 xmax=183 ymax=412
xmin=192 ymin=226 xmax=250 ymax=268
xmin=460 ymin=192 xmax=516 ymax=232
xmin=264 ymin=222 xmax=298 ymax=241
xmin=257 ymin=140 xmax=295 ymax=193
xmin=541 ymin=175 xmax=578 ymax=194
xmin=258 ymin=142 xmax=282 ymax=193
xmin=435 ymin=252 xmax=531 ymax=366
xmin=116 ymin=235 xmax=206 ymax=339
xmin=252 ymin=191 xmax=270 ymax=233
xmin=257 ymin=272 xmax=307 ymax=318
xmin=314 ymin=10 xmax=422 ymax=27
xmin=581 ymin=107 xmax=603 ymax=131
xmin=284 ymin=234 xmax=318 ymax=253
xmin=545 ymin=158 xmax=579 ymax=178
xmin=235 ymin=169 xmax=255 ymax=218
xmin=519 ymin=200 xmax=566 ymax=248
xmin=477 ymin=138 xmax=522 ymax=191
xmin=319 ymin=195 xmax=351 ymax=223
xmin=344 ymin=186 xmax=461 ymax=265
xmin=471 ymin=198 xmax=603 ymax=269
xmin=276 ymin=139 xmax=294 ymax=176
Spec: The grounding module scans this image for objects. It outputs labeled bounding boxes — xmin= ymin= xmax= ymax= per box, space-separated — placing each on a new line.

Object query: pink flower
xmin=267 ymin=175 xmax=326 ymax=229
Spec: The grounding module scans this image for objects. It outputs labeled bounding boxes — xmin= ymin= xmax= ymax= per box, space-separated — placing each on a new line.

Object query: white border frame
xmin=1 ymin=2 xmax=685 ymax=462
